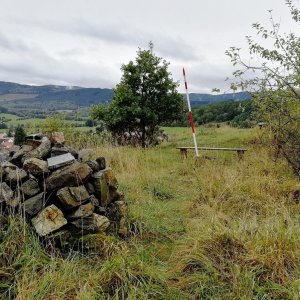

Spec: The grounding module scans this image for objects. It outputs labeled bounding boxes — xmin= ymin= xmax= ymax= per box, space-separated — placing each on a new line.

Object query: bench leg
xmin=180 ymin=149 xmax=188 ymax=159
xmin=237 ymin=150 xmax=244 ymax=161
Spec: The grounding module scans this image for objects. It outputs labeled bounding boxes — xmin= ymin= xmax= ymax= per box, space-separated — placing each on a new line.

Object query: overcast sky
xmin=0 ymin=0 xmax=297 ymax=93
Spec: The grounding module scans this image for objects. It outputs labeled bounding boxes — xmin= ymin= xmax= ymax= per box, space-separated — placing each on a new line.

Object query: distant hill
xmin=0 ymin=81 xmax=82 ymax=95
xmin=0 ymin=81 xmax=114 ymax=117
xmin=189 ymin=91 xmax=251 ymax=106
xmin=0 ymin=81 xmax=250 ymax=117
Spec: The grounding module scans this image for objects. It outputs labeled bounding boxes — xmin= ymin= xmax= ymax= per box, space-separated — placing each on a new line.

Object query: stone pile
xmin=0 ymin=132 xmax=128 ymax=243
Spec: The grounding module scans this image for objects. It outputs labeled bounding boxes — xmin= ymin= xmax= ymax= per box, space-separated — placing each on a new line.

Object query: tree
xmin=226 ymin=0 xmax=300 ymax=176
xmin=14 ymin=125 xmax=26 ymax=146
xmin=91 ymin=42 xmax=184 ymax=147
xmin=85 ymin=118 xmax=96 ymax=127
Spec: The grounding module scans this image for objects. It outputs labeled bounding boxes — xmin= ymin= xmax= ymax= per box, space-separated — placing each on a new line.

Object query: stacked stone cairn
xmin=0 ymin=132 xmax=128 ymax=248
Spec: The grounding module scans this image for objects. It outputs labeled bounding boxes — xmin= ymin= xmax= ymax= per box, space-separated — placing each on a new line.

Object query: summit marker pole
xmin=183 ymin=68 xmax=199 ymax=157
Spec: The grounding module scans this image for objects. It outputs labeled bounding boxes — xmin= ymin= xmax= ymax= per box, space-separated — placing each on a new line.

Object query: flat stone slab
xmin=32 ymin=205 xmax=67 ymax=236
xmin=21 ymin=178 xmax=40 ymax=198
xmin=57 ymin=185 xmax=90 ymax=209
xmin=45 ymin=162 xmax=92 ymax=191
xmin=47 ymin=153 xmax=75 ymax=170
xmin=22 ymin=192 xmax=45 ymax=216
xmin=70 ymin=213 xmax=110 ymax=234
xmin=66 ymin=202 xmax=94 ymax=219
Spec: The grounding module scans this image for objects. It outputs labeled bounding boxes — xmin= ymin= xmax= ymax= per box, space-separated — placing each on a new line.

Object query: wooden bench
xmin=176 ymin=146 xmax=248 ymax=160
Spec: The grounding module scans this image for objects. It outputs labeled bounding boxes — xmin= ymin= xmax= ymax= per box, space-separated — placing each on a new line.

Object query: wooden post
xmin=180 ymin=148 xmax=188 ymax=159
xmin=237 ymin=150 xmax=244 ymax=161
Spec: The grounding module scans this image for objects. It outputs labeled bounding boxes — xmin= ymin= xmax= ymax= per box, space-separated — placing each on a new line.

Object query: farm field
xmin=0 ymin=113 xmax=87 ymax=132
xmin=1 ymin=126 xmax=300 ymax=299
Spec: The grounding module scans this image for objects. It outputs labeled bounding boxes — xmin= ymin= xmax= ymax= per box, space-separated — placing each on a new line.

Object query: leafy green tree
xmin=91 ymin=42 xmax=184 ymax=147
xmin=85 ymin=118 xmax=96 ymax=127
xmin=41 ymin=113 xmax=73 ymax=136
xmin=227 ymin=0 xmax=300 ymax=176
xmin=194 ymin=100 xmax=254 ymax=126
xmin=14 ymin=125 xmax=26 ymax=146
xmin=0 ymin=122 xmax=7 ymax=129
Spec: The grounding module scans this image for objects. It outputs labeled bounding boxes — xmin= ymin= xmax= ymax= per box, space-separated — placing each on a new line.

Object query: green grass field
xmin=0 ymin=113 xmax=87 ymax=132
xmin=1 ymin=126 xmax=300 ymax=299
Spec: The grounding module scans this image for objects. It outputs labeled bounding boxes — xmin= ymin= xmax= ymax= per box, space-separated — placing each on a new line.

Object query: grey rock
xmin=57 ymin=185 xmax=90 ymax=209
xmin=91 ymin=168 xmax=118 ymax=207
xmin=1 ymin=161 xmax=17 ymax=169
xmin=95 ymin=206 xmax=106 ymax=215
xmin=50 ymin=132 xmax=65 ymax=146
xmin=32 ymin=204 xmax=67 ymax=236
xmin=85 ymin=160 xmax=100 ymax=172
xmin=50 ymin=146 xmax=79 ymax=159
xmin=23 ymin=157 xmax=49 ymax=176
xmin=5 ymin=168 xmax=27 ymax=185
xmin=6 ymin=198 xmax=21 ymax=208
xmin=23 ymin=136 xmax=51 ymax=161
xmin=70 ymin=213 xmax=110 ymax=234
xmin=25 ymin=133 xmax=44 ymax=141
xmin=89 ymin=194 xmax=100 ymax=207
xmin=47 ymin=153 xmax=75 ymax=170
xmin=45 ymin=162 xmax=93 ymax=191
xmin=0 ymin=215 xmax=8 ymax=231
xmin=10 ymin=149 xmax=26 ymax=167
xmin=96 ymin=157 xmax=106 ymax=170
xmin=21 ymin=178 xmax=40 ymax=198
xmin=51 ymin=146 xmax=68 ymax=157
xmin=0 ymin=182 xmax=13 ymax=202
xmin=8 ymin=145 xmax=20 ymax=156
xmin=0 ymin=149 xmax=10 ymax=162
xmin=47 ymin=230 xmax=73 ymax=250
xmin=65 ymin=146 xmax=79 ymax=159
xmin=9 ymin=145 xmax=33 ymax=167
xmin=21 ymin=145 xmax=34 ymax=152
xmin=66 ymin=202 xmax=94 ymax=219
xmin=22 ymin=192 xmax=45 ymax=216
xmin=91 ymin=171 xmax=109 ymax=207
xmin=102 ymin=168 xmax=118 ymax=189
xmin=109 ymin=187 xmax=125 ymax=202
xmin=0 ymin=162 xmax=16 ymax=178
xmin=85 ymin=181 xmax=95 ymax=194
xmin=107 ymin=201 xmax=128 ymax=236
xmin=89 ymin=195 xmax=106 ymax=215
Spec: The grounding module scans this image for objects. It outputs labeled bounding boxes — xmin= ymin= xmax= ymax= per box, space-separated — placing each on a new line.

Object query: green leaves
xmin=227 ymin=0 xmax=300 ymax=176
xmin=91 ymin=42 xmax=184 ymax=147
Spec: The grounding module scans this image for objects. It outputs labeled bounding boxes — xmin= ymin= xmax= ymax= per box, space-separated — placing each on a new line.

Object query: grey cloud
xmin=170 ymin=60 xmax=236 ymax=93
xmin=0 ymin=59 xmax=113 ymax=88
xmin=0 ymin=32 xmax=30 ymax=51
xmin=10 ymin=17 xmax=200 ymax=61
xmin=0 ymin=50 xmax=114 ymax=87
xmin=0 ymin=33 xmax=114 ymax=87
xmin=74 ymin=21 xmax=199 ymax=60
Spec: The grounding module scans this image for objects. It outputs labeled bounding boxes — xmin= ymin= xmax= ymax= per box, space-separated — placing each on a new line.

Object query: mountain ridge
xmin=0 ymin=81 xmax=250 ymax=117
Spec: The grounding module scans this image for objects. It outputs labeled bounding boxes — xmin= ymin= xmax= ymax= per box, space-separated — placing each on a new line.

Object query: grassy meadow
xmin=1 ymin=125 xmax=300 ymax=299
xmin=0 ymin=113 xmax=87 ymax=132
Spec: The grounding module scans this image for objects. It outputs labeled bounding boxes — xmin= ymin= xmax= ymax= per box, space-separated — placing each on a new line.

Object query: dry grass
xmin=1 ymin=125 xmax=299 ymax=299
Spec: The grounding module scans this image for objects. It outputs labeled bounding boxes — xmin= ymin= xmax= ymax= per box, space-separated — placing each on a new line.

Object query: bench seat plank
xmin=176 ymin=146 xmax=247 ymax=160
xmin=176 ymin=147 xmax=247 ymax=151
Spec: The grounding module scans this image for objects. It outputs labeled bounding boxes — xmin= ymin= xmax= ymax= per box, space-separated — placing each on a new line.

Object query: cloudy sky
xmin=0 ymin=0 xmax=297 ymax=93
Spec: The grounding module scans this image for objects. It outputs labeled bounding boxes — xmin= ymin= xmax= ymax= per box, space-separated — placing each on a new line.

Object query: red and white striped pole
xmin=183 ymin=68 xmax=199 ymax=157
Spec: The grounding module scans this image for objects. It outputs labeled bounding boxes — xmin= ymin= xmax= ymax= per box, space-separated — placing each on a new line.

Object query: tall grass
xmin=1 ymin=125 xmax=299 ymax=299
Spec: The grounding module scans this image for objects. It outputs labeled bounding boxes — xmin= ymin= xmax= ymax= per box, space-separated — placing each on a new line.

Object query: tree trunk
xmin=141 ymin=126 xmax=146 ymax=148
